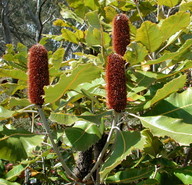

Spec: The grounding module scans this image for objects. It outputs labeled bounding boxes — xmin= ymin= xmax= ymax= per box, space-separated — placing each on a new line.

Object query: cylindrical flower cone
xmin=28 ymin=44 xmax=49 ymax=105
xmin=106 ymin=53 xmax=127 ymax=112
xmin=112 ymin=13 xmax=130 ymax=56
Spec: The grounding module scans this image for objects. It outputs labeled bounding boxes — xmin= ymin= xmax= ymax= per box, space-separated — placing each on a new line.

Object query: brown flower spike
xmin=106 ymin=53 xmax=127 ymax=112
xmin=112 ymin=13 xmax=130 ymax=56
xmin=28 ymin=44 xmax=49 ymax=105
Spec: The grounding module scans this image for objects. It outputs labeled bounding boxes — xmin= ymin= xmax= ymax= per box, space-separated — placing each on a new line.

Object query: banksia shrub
xmin=106 ymin=53 xmax=127 ymax=112
xmin=112 ymin=13 xmax=130 ymax=56
xmin=28 ymin=44 xmax=49 ymax=105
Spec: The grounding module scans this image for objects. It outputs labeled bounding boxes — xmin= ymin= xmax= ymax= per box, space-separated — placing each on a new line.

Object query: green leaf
xmin=50 ymin=48 xmax=65 ymax=69
xmin=81 ymin=89 xmax=100 ymax=104
xmin=106 ymin=167 xmax=155 ymax=184
xmin=61 ymin=29 xmax=83 ymax=44
xmin=174 ymin=166 xmax=192 ymax=184
xmin=136 ymin=21 xmax=162 ymax=52
xmin=156 ymin=60 xmax=192 ymax=80
xmin=100 ymin=131 xmax=145 ymax=181
xmin=137 ymin=179 xmax=159 ymax=185
xmin=159 ymin=12 xmax=190 ymax=42
xmin=86 ymin=27 xmax=101 ymax=46
xmin=145 ymin=39 xmax=192 ymax=65
xmin=0 ymin=106 xmax=14 ymax=121
xmin=0 ymin=179 xmax=20 ymax=185
xmin=157 ymin=0 xmax=180 ymax=7
xmin=127 ymin=70 xmax=157 ymax=100
xmin=60 ymin=7 xmax=84 ymax=24
xmin=0 ymin=69 xmax=27 ymax=81
xmin=124 ymin=42 xmax=148 ymax=65
xmin=139 ymin=115 xmax=192 ymax=145
xmin=6 ymin=164 xmax=25 ymax=181
xmin=146 ymin=74 xmax=186 ymax=108
xmin=50 ymin=110 xmax=111 ymax=126
xmin=86 ymin=11 xmax=100 ymax=29
xmin=180 ymin=2 xmax=192 ymax=11
xmin=44 ymin=64 xmax=101 ymax=103
xmin=49 ymin=113 xmax=79 ymax=126
xmin=8 ymin=98 xmax=30 ymax=109
xmin=79 ymin=111 xmax=112 ymax=124
xmin=17 ymin=43 xmax=27 ymax=54
xmin=104 ymin=6 xmax=117 ymax=23
xmin=84 ymin=0 xmax=99 ymax=10
xmin=142 ymin=129 xmax=163 ymax=158
xmin=145 ymin=88 xmax=192 ymax=124
xmin=0 ymin=127 xmax=44 ymax=161
xmin=64 ymin=121 xmax=102 ymax=151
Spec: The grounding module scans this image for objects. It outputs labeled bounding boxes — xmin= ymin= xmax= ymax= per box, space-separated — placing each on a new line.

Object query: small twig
xmin=134 ymin=1 xmax=144 ymax=22
xmin=83 ymin=111 xmax=121 ymax=182
xmin=31 ymin=112 xmax=35 ymax=133
xmin=37 ymin=105 xmax=78 ymax=181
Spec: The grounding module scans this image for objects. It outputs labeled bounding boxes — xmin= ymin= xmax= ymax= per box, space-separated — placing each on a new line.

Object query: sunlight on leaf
xmin=100 ymin=131 xmax=145 ymax=181
xmin=136 ymin=21 xmax=162 ymax=52
xmin=106 ymin=167 xmax=155 ymax=183
xmin=159 ymin=11 xmax=190 ymax=42
xmin=139 ymin=116 xmax=192 ymax=145
xmin=44 ymin=64 xmax=101 ymax=103
xmin=145 ymin=74 xmax=186 ymax=108
xmin=146 ymin=39 xmax=192 ymax=65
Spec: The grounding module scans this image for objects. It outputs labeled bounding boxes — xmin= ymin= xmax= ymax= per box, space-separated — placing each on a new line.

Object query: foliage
xmin=0 ymin=0 xmax=192 ymax=184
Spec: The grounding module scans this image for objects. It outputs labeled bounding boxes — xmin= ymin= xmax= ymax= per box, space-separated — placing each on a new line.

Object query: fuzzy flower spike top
xmin=28 ymin=44 xmax=49 ymax=105
xmin=112 ymin=13 xmax=130 ymax=56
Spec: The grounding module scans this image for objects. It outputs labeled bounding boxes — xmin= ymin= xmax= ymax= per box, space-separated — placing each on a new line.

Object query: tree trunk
xmin=1 ymin=0 xmax=12 ymax=44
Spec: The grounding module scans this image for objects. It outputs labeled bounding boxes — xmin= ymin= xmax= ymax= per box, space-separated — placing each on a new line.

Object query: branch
xmin=37 ymin=105 xmax=78 ymax=181
xmin=83 ymin=111 xmax=121 ymax=182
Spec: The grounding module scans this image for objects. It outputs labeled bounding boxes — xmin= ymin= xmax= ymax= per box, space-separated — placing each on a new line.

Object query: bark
xmin=1 ymin=0 xmax=12 ymax=44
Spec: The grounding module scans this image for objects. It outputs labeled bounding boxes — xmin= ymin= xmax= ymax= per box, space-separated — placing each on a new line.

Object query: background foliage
xmin=0 ymin=0 xmax=192 ymax=184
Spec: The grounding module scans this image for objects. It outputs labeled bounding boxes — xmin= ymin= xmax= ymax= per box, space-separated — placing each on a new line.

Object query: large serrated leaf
xmin=44 ymin=64 xmax=101 ymax=103
xmin=0 ymin=68 xmax=27 ymax=81
xmin=0 ymin=106 xmax=15 ymax=120
xmin=127 ymin=70 xmax=157 ymax=100
xmin=139 ymin=116 xmax=192 ymax=145
xmin=64 ymin=121 xmax=102 ymax=151
xmin=173 ymin=166 xmax=192 ymax=184
xmin=50 ymin=111 xmax=111 ymax=126
xmin=0 ymin=179 xmax=20 ymax=185
xmin=157 ymin=0 xmax=180 ymax=7
xmin=60 ymin=7 xmax=84 ymax=24
xmin=145 ymin=88 xmax=192 ymax=124
xmin=124 ymin=42 xmax=148 ymax=65
xmin=5 ymin=164 xmax=25 ymax=181
xmin=159 ymin=12 xmax=190 ymax=42
xmin=50 ymin=48 xmax=65 ymax=70
xmin=86 ymin=11 xmax=101 ymax=29
xmin=0 ymin=127 xmax=44 ymax=161
xmin=136 ymin=21 xmax=162 ymax=52
xmin=146 ymin=74 xmax=186 ymax=108
xmin=146 ymin=39 xmax=192 ymax=65
xmin=106 ymin=167 xmax=155 ymax=184
xmin=100 ymin=131 xmax=145 ymax=181
xmin=8 ymin=98 xmax=30 ymax=109
xmin=142 ymin=129 xmax=163 ymax=158
xmin=49 ymin=113 xmax=79 ymax=126
xmin=61 ymin=29 xmax=84 ymax=44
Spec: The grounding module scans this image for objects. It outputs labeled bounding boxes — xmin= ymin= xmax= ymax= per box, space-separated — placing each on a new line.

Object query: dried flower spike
xmin=106 ymin=53 xmax=127 ymax=112
xmin=112 ymin=13 xmax=130 ymax=56
xmin=28 ymin=44 xmax=49 ymax=105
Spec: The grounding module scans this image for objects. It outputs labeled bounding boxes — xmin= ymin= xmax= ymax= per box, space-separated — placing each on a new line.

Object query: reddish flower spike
xmin=112 ymin=13 xmax=130 ymax=56
xmin=106 ymin=53 xmax=127 ymax=112
xmin=28 ymin=44 xmax=49 ymax=105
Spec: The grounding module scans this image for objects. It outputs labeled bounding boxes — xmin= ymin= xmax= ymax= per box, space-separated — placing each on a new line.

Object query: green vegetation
xmin=0 ymin=0 xmax=192 ymax=184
